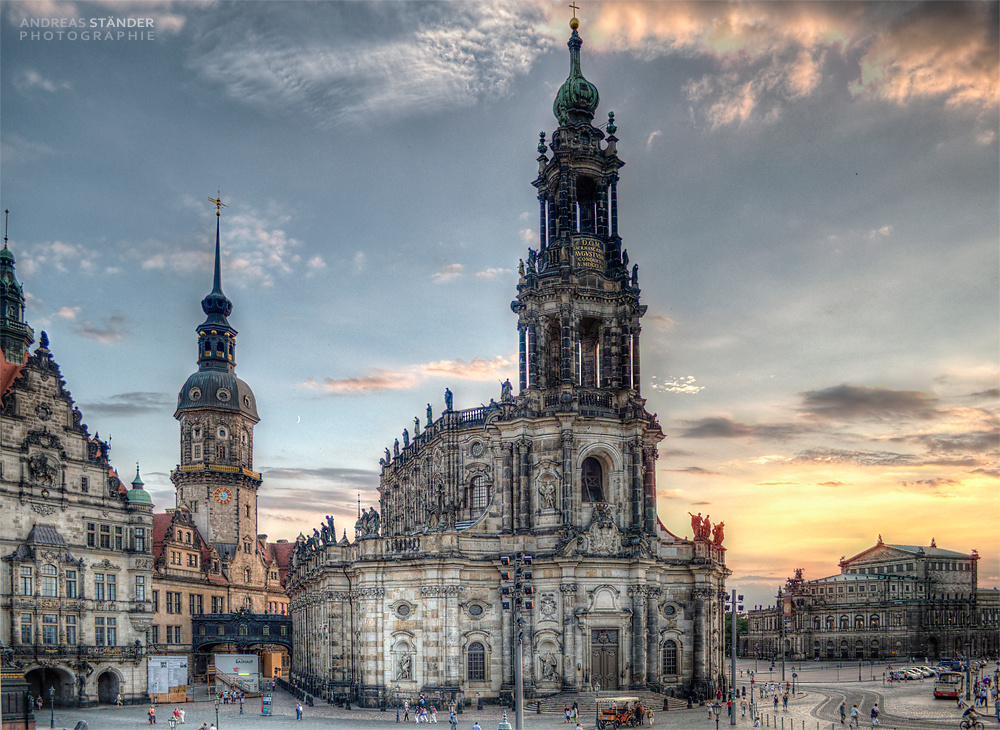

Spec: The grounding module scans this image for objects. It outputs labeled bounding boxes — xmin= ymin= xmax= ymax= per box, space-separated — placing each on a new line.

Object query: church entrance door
xmin=591 ymin=629 xmax=619 ymax=690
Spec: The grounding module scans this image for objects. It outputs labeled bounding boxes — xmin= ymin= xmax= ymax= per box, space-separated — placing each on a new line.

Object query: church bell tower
xmin=171 ymin=198 xmax=262 ymax=552
xmin=511 ymin=15 xmax=660 ymax=534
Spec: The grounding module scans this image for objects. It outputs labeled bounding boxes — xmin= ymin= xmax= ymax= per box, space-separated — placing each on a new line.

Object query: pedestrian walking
xmin=431 ymin=706 xmax=438 ymax=723
xmin=148 ymin=705 xmax=156 ymax=724
xmin=179 ymin=708 xmax=185 ymax=724
xmin=405 ymin=700 xmax=411 ymax=722
xmin=839 ymin=700 xmax=846 ymax=724
xmin=473 ymin=721 xmax=481 ymax=730
xmin=450 ymin=710 xmax=458 ymax=730
xmin=782 ymin=693 xmax=788 ymax=711
xmin=296 ymin=701 xmax=303 ymax=720
xmin=115 ymin=692 xmax=123 ymax=706
xmin=849 ymin=704 xmax=860 ymax=728
xmin=646 ymin=708 xmax=653 ymax=726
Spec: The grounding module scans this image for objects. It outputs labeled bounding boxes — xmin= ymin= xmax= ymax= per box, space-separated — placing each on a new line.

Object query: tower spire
xmin=0 ymin=209 xmax=34 ymax=363
xmin=196 ymin=195 xmax=236 ymax=372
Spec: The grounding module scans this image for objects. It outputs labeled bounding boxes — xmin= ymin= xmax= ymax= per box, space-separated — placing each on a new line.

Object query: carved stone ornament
xmin=28 ymin=453 xmax=58 ymax=486
xmin=31 ymin=503 xmax=57 ymax=516
xmin=581 ymin=513 xmax=620 ymax=556
xmin=540 ymin=593 xmax=557 ymax=619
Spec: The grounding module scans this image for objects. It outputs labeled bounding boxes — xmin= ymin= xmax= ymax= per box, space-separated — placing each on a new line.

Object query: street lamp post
xmin=500 ymin=553 xmax=533 ymax=730
xmin=48 ymin=685 xmax=55 ymax=729
xmin=858 ymin=661 xmax=862 ymax=682
xmin=215 ymin=695 xmax=220 ymax=729
xmin=396 ymin=684 xmax=401 ymax=722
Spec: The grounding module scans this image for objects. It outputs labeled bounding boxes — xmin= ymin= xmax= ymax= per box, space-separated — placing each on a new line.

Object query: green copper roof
xmin=553 ymin=26 xmax=599 ymax=126
xmin=126 ymin=464 xmax=153 ymax=505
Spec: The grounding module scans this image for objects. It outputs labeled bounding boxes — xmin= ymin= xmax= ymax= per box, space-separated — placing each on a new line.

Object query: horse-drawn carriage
xmin=597 ymin=696 xmax=644 ymax=729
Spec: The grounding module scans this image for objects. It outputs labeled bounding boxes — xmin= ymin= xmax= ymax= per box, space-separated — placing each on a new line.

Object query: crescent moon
xmin=296 ymin=416 xmax=301 ymax=424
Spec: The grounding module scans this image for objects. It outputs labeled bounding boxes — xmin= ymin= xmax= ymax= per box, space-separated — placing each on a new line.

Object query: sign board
xmin=147 ymin=655 xmax=188 ymax=696
xmin=216 ymin=653 xmax=261 ymax=692
xmin=572 ymin=236 xmax=605 ymax=270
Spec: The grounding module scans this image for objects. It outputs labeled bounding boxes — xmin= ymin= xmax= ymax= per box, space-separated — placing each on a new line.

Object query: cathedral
xmin=0 ymin=235 xmax=154 ymax=709
xmin=286 ymin=18 xmax=729 ymax=704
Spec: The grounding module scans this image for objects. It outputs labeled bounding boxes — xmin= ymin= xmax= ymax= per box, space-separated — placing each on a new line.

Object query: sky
xmin=1 ymin=0 xmax=997 ymax=610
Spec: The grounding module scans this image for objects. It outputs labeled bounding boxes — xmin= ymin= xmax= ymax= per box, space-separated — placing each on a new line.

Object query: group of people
xmin=837 ymin=701 xmax=879 ymax=728
xmin=402 ymin=694 xmax=448 ymax=724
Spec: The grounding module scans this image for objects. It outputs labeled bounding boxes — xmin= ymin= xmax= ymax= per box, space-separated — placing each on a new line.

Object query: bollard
xmin=537 ymin=701 xmax=541 ymax=715
xmin=662 ymin=698 xmax=668 ymax=711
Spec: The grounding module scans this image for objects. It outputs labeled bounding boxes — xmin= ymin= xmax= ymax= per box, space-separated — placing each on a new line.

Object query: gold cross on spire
xmin=208 ymin=190 xmax=227 ymax=217
xmin=569 ymin=2 xmax=579 ymax=19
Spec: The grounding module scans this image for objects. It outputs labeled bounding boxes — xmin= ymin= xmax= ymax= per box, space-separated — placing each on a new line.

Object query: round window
xmin=189 ymin=387 xmax=202 ymax=401
xmin=397 ymin=604 xmax=411 ymax=618
xmin=469 ymin=604 xmax=484 ymax=617
xmin=217 ymin=388 xmax=231 ymax=402
xmin=662 ymin=604 xmax=676 ymax=616
xmin=470 ymin=442 xmax=484 ymax=457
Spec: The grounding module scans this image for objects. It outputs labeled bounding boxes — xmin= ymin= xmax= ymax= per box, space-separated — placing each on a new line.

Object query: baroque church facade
xmin=0 ymin=238 xmax=154 ymax=709
xmin=286 ymin=19 xmax=729 ymax=704
xmin=148 ymin=206 xmax=291 ymax=688
xmin=743 ymin=537 xmax=999 ymax=662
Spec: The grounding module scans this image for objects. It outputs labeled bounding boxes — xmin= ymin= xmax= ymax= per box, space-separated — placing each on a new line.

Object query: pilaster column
xmin=561 ymin=583 xmax=578 ymax=690
xmin=518 ymin=324 xmax=527 ymax=392
xmin=643 ymin=447 xmax=657 ymax=533
xmin=629 ymin=586 xmax=647 ymax=688
xmin=560 ymin=430 xmax=574 ymax=526
xmin=630 ymin=442 xmax=642 ymax=530
xmin=646 ymin=587 xmax=661 ymax=686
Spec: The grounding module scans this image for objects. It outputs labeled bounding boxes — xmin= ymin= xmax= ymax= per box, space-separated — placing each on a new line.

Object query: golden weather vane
xmin=208 ymin=190 xmax=227 ymax=216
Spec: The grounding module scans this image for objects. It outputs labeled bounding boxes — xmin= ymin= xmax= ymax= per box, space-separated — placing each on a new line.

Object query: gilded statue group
xmin=688 ymin=512 xmax=725 ymax=545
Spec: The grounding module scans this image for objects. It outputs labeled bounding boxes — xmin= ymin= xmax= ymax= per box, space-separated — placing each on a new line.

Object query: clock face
xmin=214 ymin=487 xmax=233 ymax=505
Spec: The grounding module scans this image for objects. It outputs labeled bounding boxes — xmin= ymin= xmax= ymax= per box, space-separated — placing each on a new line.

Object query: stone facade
xmin=743 ymin=537 xmax=1000 ymax=662
xmin=0 ymin=244 xmax=154 ymax=707
xmin=286 ymin=20 xmax=729 ymax=705
xmin=149 ymin=212 xmax=291 ymax=687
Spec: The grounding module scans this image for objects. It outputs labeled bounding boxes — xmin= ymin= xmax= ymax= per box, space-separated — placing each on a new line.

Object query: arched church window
xmin=468 ymin=641 xmax=486 ymax=681
xmin=470 ymin=476 xmax=488 ymax=510
xmin=578 ymin=318 xmax=600 ymax=387
xmin=661 ymin=640 xmax=678 ymax=675
xmin=576 ymin=175 xmax=598 ymax=234
xmin=581 ymin=457 xmax=604 ymax=502
xmin=192 ymin=426 xmax=202 ymax=440
xmin=217 ymin=444 xmax=227 ymax=460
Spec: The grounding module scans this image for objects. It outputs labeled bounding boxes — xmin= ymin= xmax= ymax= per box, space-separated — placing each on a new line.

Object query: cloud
xmin=667 ymin=466 xmax=721 ymax=476
xmin=80 ymin=391 xmax=172 ymax=417
xmin=189 ymin=3 xmax=551 ymax=127
xmin=792 ymin=447 xmax=913 ymax=467
xmin=899 ymin=477 xmax=962 ymax=490
xmin=474 ymin=267 xmax=512 ymax=279
xmin=74 ymin=314 xmax=128 ymax=344
xmin=651 ymin=375 xmax=703 ymax=394
xmin=678 ymin=416 xmax=801 ymax=440
xmin=142 ymin=201 xmax=310 ymax=288
xmin=262 ymin=466 xmax=380 ymax=488
xmin=817 ymin=481 xmax=847 ymax=488
xmin=351 ymin=251 xmax=366 ymax=274
xmin=301 ymin=355 xmax=516 ymax=395
xmin=646 ymin=130 xmax=662 ymax=148
xmin=57 ymin=306 xmax=81 ymax=320
xmin=798 ymin=384 xmax=941 ymax=421
xmin=15 ymin=70 xmax=70 ymax=93
xmin=645 ymin=314 xmax=676 ymax=329
xmin=432 ymin=263 xmax=465 ymax=283
xmin=849 ymin=2 xmax=999 ymax=110
xmin=16 ymin=240 xmax=97 ymax=277
xmin=589 ymin=1 xmax=997 ymax=128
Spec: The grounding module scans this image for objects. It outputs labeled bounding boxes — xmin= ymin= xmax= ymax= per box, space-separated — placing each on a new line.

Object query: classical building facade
xmin=148 ymin=208 xmax=291 ymax=689
xmin=286 ymin=18 xmax=729 ymax=705
xmin=743 ymin=537 xmax=999 ymax=662
xmin=0 ymin=240 xmax=154 ymax=707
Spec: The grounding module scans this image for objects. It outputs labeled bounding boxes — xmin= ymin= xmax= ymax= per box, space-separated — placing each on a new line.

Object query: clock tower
xmin=171 ymin=201 xmax=262 ymax=553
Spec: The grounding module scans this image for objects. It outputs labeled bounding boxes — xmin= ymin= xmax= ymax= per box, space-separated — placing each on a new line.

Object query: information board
xmin=147 ymin=655 xmax=188 ymax=695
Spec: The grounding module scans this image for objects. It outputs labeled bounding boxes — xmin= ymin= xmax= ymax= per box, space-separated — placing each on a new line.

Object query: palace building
xmin=286 ymin=17 xmax=729 ymax=705
xmin=743 ymin=537 xmax=999 ymax=662
xmin=0 ymin=237 xmax=154 ymax=709
xmin=148 ymin=204 xmax=292 ymax=693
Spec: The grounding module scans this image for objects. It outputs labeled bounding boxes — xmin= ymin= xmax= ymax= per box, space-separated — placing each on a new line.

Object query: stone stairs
xmin=532 ymin=690 xmax=689 ymax=715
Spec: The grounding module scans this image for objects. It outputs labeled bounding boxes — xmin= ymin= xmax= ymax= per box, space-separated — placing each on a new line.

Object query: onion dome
xmin=126 ymin=463 xmax=153 ymax=505
xmin=553 ymin=17 xmax=599 ymax=126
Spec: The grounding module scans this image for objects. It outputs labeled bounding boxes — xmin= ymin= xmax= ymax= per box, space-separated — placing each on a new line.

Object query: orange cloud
xmin=301 ymin=355 xmax=516 ymax=395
